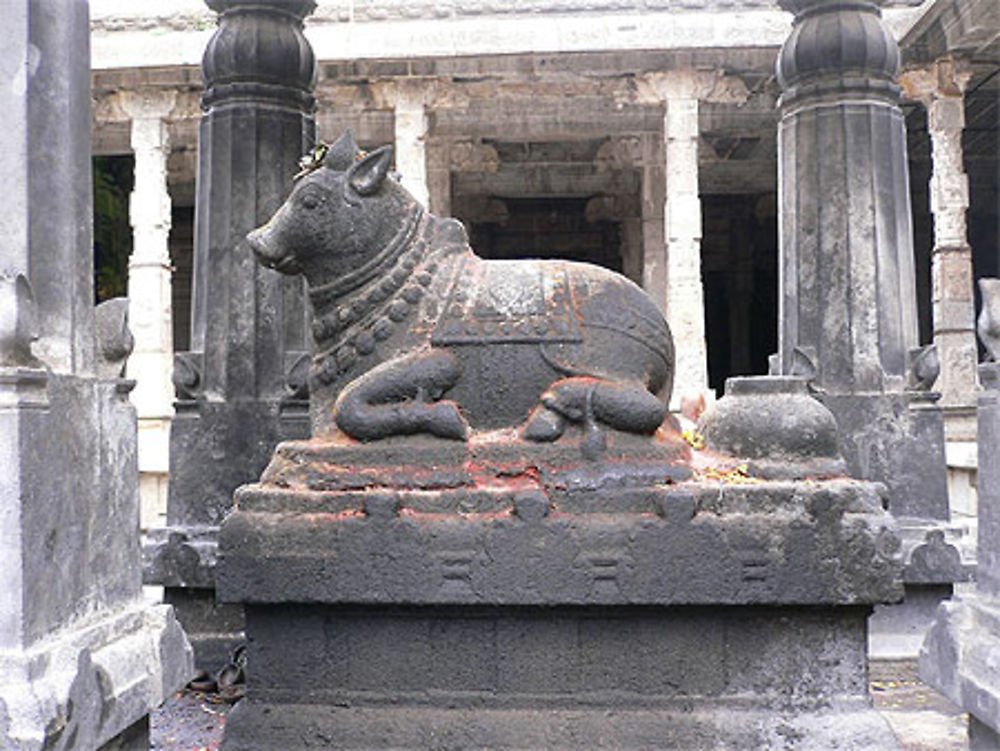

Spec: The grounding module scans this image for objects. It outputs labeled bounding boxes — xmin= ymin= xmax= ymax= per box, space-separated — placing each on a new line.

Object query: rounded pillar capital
xmin=777 ymin=0 xmax=900 ymax=106
xmin=778 ymin=0 xmax=888 ymax=14
xmin=202 ymin=0 xmax=317 ymax=110
xmin=206 ymin=0 xmax=316 ymax=19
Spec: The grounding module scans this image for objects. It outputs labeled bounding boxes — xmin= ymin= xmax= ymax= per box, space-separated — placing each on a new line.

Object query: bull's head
xmin=247 ymin=130 xmax=415 ymax=289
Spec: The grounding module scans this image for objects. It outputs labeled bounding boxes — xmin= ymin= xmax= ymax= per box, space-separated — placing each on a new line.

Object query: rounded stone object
xmin=354 ymin=331 xmax=376 ymax=356
xmin=698 ymin=376 xmax=839 ymax=461
xmin=202 ymin=1 xmax=316 ymax=93
xmin=776 ymin=2 xmax=899 ymax=89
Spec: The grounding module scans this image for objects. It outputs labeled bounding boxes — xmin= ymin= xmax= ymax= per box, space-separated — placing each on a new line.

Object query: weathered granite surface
xmin=216 ymin=254 xmax=903 ymax=750
xmin=213 ymin=5 xmax=905 ymax=737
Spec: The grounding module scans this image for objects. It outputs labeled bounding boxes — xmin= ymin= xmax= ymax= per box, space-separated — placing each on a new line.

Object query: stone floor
xmin=150 ymin=659 xmax=967 ymax=750
xmin=871 ymin=659 xmax=969 ymax=751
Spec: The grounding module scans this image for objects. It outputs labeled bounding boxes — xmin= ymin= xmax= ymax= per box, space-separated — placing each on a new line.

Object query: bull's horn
xmin=324 ymin=129 xmax=360 ymax=171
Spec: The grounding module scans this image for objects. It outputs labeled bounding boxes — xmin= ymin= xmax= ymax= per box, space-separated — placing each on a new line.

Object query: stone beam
xmin=901 ymin=0 xmax=1000 ymax=62
xmin=453 ymin=163 xmax=640 ymax=199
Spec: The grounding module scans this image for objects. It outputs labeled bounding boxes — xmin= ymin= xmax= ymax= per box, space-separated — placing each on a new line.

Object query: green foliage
xmin=92 ymin=156 xmax=134 ymax=303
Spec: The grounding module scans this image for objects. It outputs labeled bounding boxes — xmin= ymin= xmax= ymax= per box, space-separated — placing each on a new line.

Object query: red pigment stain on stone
xmin=398 ymin=508 xmax=515 ymax=522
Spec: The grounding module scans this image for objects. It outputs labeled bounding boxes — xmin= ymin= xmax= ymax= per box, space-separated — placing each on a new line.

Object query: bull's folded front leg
xmin=334 ymin=349 xmax=468 ymax=440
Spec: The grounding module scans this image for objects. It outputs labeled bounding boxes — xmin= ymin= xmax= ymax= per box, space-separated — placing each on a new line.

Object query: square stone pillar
xmin=0 ymin=2 xmax=191 ymax=747
xmin=663 ymin=96 xmax=709 ymax=409
xmin=426 ymin=139 xmax=452 ymax=218
xmin=121 ymin=90 xmax=177 ymax=529
xmin=374 ymin=79 xmax=448 ymax=211
xmin=393 ymin=86 xmax=430 ymax=209
xmin=900 ymin=58 xmax=978 ymax=441
xmin=637 ymin=72 xmax=747 ymax=410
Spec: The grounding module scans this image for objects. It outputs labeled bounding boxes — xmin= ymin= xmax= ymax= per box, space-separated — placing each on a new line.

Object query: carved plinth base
xmin=217 ymin=436 xmax=902 ymax=749
xmin=819 ymin=393 xmax=967 ymax=657
xmin=223 ymin=604 xmax=895 ymax=751
xmin=0 ymin=603 xmax=191 ymax=751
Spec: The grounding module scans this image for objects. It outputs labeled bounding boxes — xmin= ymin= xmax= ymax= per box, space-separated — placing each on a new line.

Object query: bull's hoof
xmin=522 ymin=406 xmax=567 ymax=442
xmin=426 ymin=401 xmax=469 ymax=441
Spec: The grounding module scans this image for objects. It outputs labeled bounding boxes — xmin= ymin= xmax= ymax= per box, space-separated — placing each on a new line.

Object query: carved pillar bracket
xmin=636 ymin=71 xmax=748 ymax=408
xmin=776 ymin=0 xmax=919 ymax=394
xmin=900 ymin=58 xmax=977 ymax=413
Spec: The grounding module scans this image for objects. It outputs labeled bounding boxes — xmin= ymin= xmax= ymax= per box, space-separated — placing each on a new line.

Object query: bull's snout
xmin=246 ymin=224 xmax=300 ymax=275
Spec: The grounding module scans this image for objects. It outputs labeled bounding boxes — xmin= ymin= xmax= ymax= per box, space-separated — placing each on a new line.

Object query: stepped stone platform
xmin=218 ymin=422 xmax=903 ymax=749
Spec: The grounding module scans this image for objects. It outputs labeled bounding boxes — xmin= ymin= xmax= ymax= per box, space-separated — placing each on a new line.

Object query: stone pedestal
xmin=217 ymin=377 xmax=902 ymax=749
xmin=142 ymin=0 xmax=317 ymax=669
xmin=0 ymin=2 xmax=191 ymax=747
xmin=921 ymin=360 xmax=1000 ymax=747
xmin=775 ymin=0 xmax=962 ymax=656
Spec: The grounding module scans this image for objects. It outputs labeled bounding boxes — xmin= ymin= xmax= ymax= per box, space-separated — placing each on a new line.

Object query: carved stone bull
xmin=247 ymin=131 xmax=675 ymax=459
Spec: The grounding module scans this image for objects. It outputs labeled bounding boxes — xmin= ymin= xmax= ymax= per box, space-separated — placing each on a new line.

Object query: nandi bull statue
xmin=247 ymin=131 xmax=677 ymax=460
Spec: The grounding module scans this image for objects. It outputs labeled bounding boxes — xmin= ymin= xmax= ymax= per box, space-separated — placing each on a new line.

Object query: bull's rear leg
xmin=335 ymin=349 xmax=468 ymax=441
xmin=523 ymin=376 xmax=666 ymax=459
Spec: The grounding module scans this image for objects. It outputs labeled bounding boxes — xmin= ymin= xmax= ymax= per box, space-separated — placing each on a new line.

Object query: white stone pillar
xmin=637 ymin=72 xmax=746 ymax=408
xmin=121 ymin=90 xmax=176 ymax=528
xmin=388 ymin=83 xmax=432 ymax=208
xmin=901 ymin=59 xmax=977 ymax=430
xmin=662 ymin=95 xmax=710 ymax=408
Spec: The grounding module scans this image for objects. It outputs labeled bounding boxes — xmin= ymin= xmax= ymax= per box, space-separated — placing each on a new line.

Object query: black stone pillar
xmin=144 ymin=0 xmax=317 ymax=668
xmin=777 ymin=0 xmax=918 ymax=392
xmin=776 ymin=0 xmax=966 ymax=652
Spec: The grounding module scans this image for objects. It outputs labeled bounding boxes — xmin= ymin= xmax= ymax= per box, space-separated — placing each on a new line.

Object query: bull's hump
xmin=431 ymin=259 xmax=583 ymax=346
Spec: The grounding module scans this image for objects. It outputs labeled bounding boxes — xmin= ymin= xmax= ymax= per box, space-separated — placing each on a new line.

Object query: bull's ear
xmin=347 ymin=145 xmax=393 ymax=196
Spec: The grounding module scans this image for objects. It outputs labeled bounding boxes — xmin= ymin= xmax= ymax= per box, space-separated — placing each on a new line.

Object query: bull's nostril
xmin=246 ymin=229 xmax=269 ymax=260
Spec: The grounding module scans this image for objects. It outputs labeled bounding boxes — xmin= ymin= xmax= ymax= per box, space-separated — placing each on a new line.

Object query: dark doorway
xmin=701 ymin=194 xmax=779 ymax=394
xmin=170 ymin=206 xmax=195 ymax=352
xmin=92 ymin=155 xmax=134 ymax=303
xmin=465 ymin=197 xmax=622 ymax=272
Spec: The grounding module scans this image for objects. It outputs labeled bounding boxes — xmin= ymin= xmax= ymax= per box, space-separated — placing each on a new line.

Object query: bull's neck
xmin=308 ymin=204 xmax=423 ymax=306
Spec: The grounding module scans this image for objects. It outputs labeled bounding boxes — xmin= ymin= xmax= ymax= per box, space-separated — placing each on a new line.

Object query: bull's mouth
xmin=247 ymin=231 xmax=301 ymax=275
xmin=269 ymin=254 xmax=302 ymax=275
